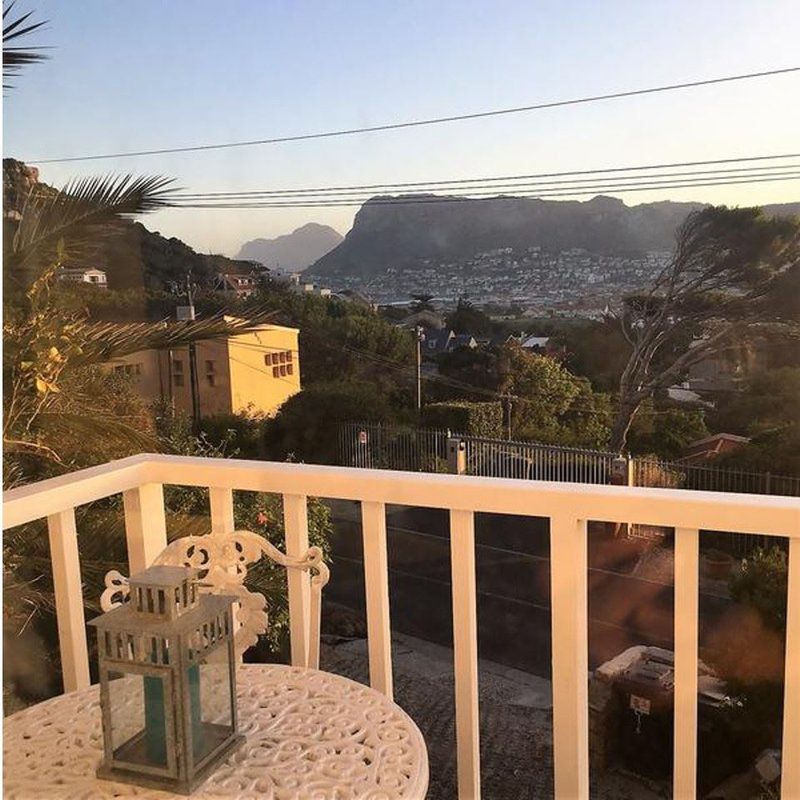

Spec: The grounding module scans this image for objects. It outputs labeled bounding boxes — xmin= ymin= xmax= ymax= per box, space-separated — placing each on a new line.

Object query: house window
xmin=172 ymin=360 xmax=183 ymax=374
xmin=205 ymin=360 xmax=215 ymax=373
xmin=272 ymin=366 xmax=280 ymax=378
xmin=174 ymin=374 xmax=185 ymax=387
xmin=113 ymin=365 xmax=125 ymax=374
xmin=206 ymin=374 xmax=216 ymax=387
xmin=264 ymin=354 xmax=272 ymax=366
xmin=286 ymin=363 xmax=293 ymax=376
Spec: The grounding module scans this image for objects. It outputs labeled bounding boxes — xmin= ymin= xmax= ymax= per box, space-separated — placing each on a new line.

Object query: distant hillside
xmin=311 ymin=194 xmax=800 ymax=278
xmin=3 ymin=158 xmax=255 ymax=291
xmin=237 ymin=223 xmax=342 ymax=270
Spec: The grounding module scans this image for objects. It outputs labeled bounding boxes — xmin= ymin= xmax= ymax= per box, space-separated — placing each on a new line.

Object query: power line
xmin=29 ymin=67 xmax=800 ymax=164
xmin=176 ymin=172 xmax=800 ymax=208
xmin=177 ymin=168 xmax=800 ymax=203
xmin=174 ymin=154 xmax=800 ymax=198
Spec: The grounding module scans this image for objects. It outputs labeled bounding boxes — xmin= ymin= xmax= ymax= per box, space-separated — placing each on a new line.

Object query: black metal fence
xmin=339 ymin=421 xmax=800 ymax=497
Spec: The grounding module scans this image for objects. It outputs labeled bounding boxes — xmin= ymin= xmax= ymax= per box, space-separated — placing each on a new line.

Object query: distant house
xmin=449 ymin=334 xmax=478 ymax=351
xmin=213 ymin=273 xmax=259 ymax=298
xmin=520 ymin=334 xmax=565 ymax=360
xmin=686 ymin=338 xmax=760 ymax=392
xmin=667 ymin=383 xmax=714 ymax=407
xmin=422 ymin=329 xmax=477 ymax=355
xmin=682 ymin=433 xmax=750 ymax=463
xmin=57 ymin=267 xmax=108 ymax=288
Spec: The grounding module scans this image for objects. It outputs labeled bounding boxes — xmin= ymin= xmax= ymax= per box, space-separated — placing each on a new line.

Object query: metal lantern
xmin=90 ymin=565 xmax=243 ymax=794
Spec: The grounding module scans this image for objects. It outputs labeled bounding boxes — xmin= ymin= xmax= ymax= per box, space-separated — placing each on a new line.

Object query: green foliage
xmin=718 ymin=546 xmax=789 ymax=761
xmin=711 ymin=367 xmax=800 ymax=476
xmin=445 ymin=297 xmax=493 ymax=336
xmin=730 ymin=546 xmax=788 ymax=632
xmin=556 ymin=319 xmax=631 ymax=392
xmin=437 ymin=341 xmax=614 ymax=446
xmin=263 ymin=381 xmax=398 ymax=465
xmin=198 ymin=413 xmax=264 ymax=460
xmin=232 ymin=492 xmax=332 ymax=652
xmin=626 ymin=404 xmax=709 ymax=459
xmin=610 ymin=205 xmax=800 ymax=451
xmin=556 ymin=380 xmax=614 ymax=449
xmin=495 ymin=343 xmax=581 ymax=442
xmin=712 ymin=368 xmax=800 ymax=435
xmin=422 ymin=401 xmax=503 ymax=437
xmin=241 ymin=282 xmax=415 ymax=406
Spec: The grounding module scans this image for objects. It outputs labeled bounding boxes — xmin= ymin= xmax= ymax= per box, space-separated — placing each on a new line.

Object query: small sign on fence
xmin=358 ymin=430 xmax=368 ymax=445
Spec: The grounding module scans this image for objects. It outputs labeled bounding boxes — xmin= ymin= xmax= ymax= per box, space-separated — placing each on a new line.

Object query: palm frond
xmin=3 ymin=2 xmax=48 ymax=89
xmin=35 ymin=411 xmax=160 ymax=452
xmin=71 ymin=306 xmax=278 ymax=364
xmin=8 ymin=173 xmax=176 ymax=285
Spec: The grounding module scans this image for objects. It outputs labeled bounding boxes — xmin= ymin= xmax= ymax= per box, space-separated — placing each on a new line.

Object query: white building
xmin=57 ymin=267 xmax=108 ymax=288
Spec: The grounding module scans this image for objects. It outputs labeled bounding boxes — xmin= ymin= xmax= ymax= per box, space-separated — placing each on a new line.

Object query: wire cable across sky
xmin=173 ymin=153 xmax=800 ymax=199
xmin=176 ymin=172 xmax=800 ymax=209
xmin=28 ymin=67 xmax=800 ymax=164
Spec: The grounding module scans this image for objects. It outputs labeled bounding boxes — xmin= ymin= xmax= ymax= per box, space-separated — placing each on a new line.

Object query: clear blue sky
xmin=4 ymin=0 xmax=799 ymax=256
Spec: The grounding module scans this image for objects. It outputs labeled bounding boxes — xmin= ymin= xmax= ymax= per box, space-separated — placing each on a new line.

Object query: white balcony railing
xmin=3 ymin=453 xmax=799 ymax=799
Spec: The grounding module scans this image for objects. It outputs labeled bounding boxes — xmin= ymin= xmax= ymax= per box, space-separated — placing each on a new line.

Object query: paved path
xmin=321 ymin=633 xmax=667 ymax=800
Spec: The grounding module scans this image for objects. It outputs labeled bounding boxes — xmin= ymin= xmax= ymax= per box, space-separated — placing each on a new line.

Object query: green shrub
xmin=422 ymin=401 xmax=503 ymax=437
xmin=729 ymin=545 xmax=788 ymax=632
xmin=263 ymin=381 xmax=396 ymax=465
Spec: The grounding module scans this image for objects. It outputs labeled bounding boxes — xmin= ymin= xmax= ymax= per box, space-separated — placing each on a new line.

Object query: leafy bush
xmin=729 ymin=546 xmax=788 ymax=632
xmin=263 ymin=381 xmax=397 ymax=465
xmin=422 ymin=401 xmax=503 ymax=437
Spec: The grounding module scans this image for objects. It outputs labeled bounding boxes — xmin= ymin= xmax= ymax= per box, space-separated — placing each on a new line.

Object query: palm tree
xmin=3 ymin=172 xmax=277 ymax=474
xmin=3 ymin=1 xmax=48 ymax=89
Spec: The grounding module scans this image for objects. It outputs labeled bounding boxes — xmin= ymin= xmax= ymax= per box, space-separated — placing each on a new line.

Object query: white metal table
xmin=3 ymin=664 xmax=429 ymax=799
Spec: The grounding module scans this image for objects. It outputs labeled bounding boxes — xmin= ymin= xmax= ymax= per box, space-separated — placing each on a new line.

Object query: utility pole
xmin=502 ymin=393 xmax=513 ymax=440
xmin=415 ymin=326 xmax=425 ymax=411
xmin=182 ymin=272 xmax=200 ymax=425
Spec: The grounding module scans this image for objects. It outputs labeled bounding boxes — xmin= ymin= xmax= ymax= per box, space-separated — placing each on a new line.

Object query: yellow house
xmin=106 ymin=323 xmax=301 ymax=419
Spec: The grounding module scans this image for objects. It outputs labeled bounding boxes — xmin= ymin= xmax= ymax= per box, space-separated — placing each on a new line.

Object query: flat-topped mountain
xmin=237 ymin=223 xmax=343 ymax=270
xmin=310 ymin=194 xmax=800 ymax=278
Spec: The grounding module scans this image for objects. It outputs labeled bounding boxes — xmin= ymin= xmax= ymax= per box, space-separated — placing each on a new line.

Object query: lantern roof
xmin=89 ymin=593 xmax=235 ymax=636
xmin=129 ymin=564 xmax=198 ymax=589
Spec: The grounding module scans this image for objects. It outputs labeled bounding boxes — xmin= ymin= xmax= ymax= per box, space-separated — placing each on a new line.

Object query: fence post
xmin=447 ymin=437 xmax=467 ymax=475
xmin=611 ymin=456 xmax=632 ymax=537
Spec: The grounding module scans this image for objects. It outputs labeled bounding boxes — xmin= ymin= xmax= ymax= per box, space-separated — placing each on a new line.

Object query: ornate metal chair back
xmin=101 ymin=530 xmax=329 ymax=668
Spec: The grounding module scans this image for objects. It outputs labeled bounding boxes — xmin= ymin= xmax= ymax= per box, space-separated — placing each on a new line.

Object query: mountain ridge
xmin=309 ymin=194 xmax=800 ymax=278
xmin=236 ymin=222 xmax=342 ymax=270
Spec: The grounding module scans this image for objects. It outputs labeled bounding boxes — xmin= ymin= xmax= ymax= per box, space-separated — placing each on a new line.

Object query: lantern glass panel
xmin=190 ymin=656 xmax=235 ymax=765
xmin=108 ymin=671 xmax=170 ymax=770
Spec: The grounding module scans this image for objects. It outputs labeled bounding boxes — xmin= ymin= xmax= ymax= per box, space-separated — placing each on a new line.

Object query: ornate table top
xmin=3 ymin=664 xmax=429 ymax=800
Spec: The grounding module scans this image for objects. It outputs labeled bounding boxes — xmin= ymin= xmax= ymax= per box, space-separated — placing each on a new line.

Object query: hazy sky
xmin=4 ymin=0 xmax=800 ymax=257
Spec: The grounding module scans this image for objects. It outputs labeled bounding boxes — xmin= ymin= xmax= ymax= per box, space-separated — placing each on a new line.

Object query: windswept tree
xmin=610 ymin=206 xmax=800 ymax=451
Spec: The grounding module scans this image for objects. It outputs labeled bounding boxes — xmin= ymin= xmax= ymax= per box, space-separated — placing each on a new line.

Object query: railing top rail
xmin=5 ymin=453 xmax=798 ymax=536
xmin=2 ymin=454 xmax=152 ymax=530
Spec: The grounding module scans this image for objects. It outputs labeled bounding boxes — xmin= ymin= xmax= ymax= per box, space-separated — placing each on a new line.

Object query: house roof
xmin=521 ymin=335 xmax=550 ymax=349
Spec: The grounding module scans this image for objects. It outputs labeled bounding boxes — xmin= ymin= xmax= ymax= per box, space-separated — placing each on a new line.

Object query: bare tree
xmin=609 ymin=205 xmax=800 ymax=452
